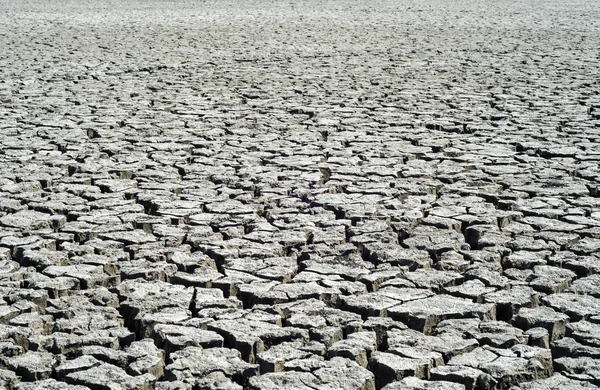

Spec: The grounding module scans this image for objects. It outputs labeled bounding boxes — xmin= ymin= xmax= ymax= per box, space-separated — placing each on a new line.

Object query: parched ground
xmin=1 ymin=0 xmax=600 ymax=389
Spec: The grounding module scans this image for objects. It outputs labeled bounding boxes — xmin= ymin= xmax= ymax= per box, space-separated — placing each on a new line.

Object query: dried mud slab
xmin=1 ymin=0 xmax=599 ymax=389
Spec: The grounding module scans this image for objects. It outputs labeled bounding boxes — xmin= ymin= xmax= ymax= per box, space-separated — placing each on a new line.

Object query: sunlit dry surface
xmin=1 ymin=1 xmax=600 ymax=389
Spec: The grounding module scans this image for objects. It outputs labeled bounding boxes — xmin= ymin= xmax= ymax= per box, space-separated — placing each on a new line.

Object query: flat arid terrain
xmin=1 ymin=0 xmax=600 ymax=389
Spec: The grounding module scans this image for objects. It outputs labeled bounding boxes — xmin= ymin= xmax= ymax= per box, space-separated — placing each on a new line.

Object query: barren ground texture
xmin=1 ymin=0 xmax=600 ymax=389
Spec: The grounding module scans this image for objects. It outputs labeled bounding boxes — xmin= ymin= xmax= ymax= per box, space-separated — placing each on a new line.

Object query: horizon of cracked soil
xmin=1 ymin=0 xmax=600 ymax=389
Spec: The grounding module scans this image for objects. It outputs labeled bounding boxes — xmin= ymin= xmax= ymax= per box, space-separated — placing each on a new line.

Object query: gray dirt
xmin=1 ymin=0 xmax=600 ymax=389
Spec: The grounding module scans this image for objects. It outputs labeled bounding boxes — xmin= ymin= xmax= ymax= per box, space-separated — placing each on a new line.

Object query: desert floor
xmin=1 ymin=1 xmax=600 ymax=389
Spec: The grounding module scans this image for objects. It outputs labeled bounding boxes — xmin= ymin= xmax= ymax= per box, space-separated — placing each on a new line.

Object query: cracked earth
xmin=1 ymin=0 xmax=600 ymax=389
